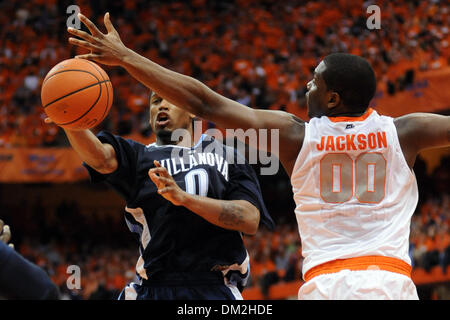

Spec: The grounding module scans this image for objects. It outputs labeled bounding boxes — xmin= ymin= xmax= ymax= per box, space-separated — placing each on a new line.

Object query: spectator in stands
xmin=437 ymin=224 xmax=450 ymax=274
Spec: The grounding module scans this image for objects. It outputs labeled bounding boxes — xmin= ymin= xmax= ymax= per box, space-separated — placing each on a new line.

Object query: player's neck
xmin=326 ymin=108 xmax=367 ymax=118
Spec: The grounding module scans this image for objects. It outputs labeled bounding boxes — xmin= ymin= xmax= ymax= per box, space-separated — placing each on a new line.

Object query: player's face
xmin=306 ymin=61 xmax=331 ymax=118
xmin=149 ymin=93 xmax=194 ymax=135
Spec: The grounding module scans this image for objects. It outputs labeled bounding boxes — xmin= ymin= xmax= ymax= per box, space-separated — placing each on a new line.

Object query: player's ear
xmin=327 ymin=92 xmax=340 ymax=109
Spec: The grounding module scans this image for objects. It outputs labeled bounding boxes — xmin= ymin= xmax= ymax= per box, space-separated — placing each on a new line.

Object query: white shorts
xmin=298 ymin=269 xmax=419 ymax=300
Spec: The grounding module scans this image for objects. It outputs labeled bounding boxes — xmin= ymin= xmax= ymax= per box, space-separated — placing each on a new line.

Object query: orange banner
xmin=0 ymin=148 xmax=88 ymax=183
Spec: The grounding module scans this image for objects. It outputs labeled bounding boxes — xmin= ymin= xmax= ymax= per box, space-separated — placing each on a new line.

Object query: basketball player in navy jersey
xmin=45 ymin=90 xmax=274 ymax=299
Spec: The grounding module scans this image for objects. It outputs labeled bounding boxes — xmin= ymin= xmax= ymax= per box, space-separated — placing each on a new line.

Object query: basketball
xmin=41 ymin=58 xmax=113 ymax=130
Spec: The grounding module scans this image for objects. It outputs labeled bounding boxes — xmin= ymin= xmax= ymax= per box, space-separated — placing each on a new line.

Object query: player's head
xmin=306 ymin=53 xmax=376 ymax=118
xmin=149 ymin=91 xmax=195 ymax=145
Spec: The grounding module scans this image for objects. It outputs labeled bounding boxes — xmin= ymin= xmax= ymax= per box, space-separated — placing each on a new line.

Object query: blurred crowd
xmin=0 ymin=0 xmax=449 ymax=147
xmin=245 ymin=224 xmax=303 ymax=298
xmin=410 ymin=156 xmax=450 ymax=275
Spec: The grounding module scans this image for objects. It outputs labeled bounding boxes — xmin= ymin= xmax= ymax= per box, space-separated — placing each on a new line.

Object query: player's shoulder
xmin=284 ymin=111 xmax=306 ymax=125
xmin=265 ymin=109 xmax=305 ymax=123
xmin=197 ymin=134 xmax=251 ymax=168
xmin=393 ymin=112 xmax=431 ymax=125
xmin=282 ymin=111 xmax=306 ymax=133
xmin=393 ymin=112 xmax=434 ymax=135
xmin=201 ymin=134 xmax=245 ymax=162
xmin=98 ymin=130 xmax=145 ymax=147
xmin=393 ymin=112 xmax=449 ymax=142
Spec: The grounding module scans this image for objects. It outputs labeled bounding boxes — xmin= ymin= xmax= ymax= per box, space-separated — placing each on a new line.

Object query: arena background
xmin=0 ymin=0 xmax=449 ymax=300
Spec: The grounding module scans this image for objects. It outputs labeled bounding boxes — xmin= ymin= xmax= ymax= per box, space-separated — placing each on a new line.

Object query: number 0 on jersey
xmin=320 ymin=152 xmax=386 ymax=204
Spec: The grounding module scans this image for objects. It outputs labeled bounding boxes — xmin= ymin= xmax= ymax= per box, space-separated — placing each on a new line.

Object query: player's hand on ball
xmin=0 ymin=219 xmax=14 ymax=250
xmin=68 ymin=12 xmax=129 ymax=66
xmin=43 ymin=117 xmax=82 ymax=131
xmin=149 ymin=160 xmax=188 ymax=206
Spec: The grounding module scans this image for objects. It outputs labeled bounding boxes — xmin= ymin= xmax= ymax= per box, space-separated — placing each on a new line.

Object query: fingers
xmin=0 ymin=219 xmax=14 ymax=248
xmin=149 ymin=166 xmax=166 ymax=175
xmin=158 ymin=187 xmax=171 ymax=194
xmin=78 ymin=13 xmax=104 ymax=38
xmin=148 ymin=170 xmax=162 ymax=187
xmin=148 ymin=164 xmax=175 ymax=191
xmin=149 ymin=170 xmax=173 ymax=187
xmin=153 ymin=160 xmax=162 ymax=168
xmin=0 ymin=224 xmax=11 ymax=244
xmin=74 ymin=54 xmax=103 ymax=61
xmin=149 ymin=163 xmax=171 ymax=178
xmin=152 ymin=175 xmax=173 ymax=185
xmin=69 ymin=37 xmax=101 ymax=51
xmin=68 ymin=27 xmax=99 ymax=44
xmin=104 ymin=12 xmax=117 ymax=34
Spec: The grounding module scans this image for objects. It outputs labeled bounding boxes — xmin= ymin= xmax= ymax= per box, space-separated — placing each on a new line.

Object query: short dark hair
xmin=322 ymin=53 xmax=376 ymax=112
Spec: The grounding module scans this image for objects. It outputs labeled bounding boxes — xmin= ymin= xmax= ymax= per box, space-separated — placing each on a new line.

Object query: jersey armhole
xmin=388 ymin=117 xmax=416 ymax=177
xmin=290 ymin=122 xmax=311 ymax=184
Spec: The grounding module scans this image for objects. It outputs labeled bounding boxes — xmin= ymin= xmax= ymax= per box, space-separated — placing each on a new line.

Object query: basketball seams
xmin=53 ymin=80 xmax=104 ymax=126
xmin=85 ymin=60 xmax=111 ymax=121
xmin=101 ymin=81 xmax=112 ymax=121
xmin=43 ymin=79 xmax=110 ymax=109
xmin=43 ymin=69 xmax=100 ymax=85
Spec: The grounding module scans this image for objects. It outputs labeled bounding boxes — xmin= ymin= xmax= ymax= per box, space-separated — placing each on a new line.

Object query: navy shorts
xmin=118 ymin=271 xmax=242 ymax=300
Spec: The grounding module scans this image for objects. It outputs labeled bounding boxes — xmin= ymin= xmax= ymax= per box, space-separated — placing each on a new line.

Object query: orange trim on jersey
xmin=328 ymin=108 xmax=374 ymax=123
xmin=304 ymin=256 xmax=412 ymax=282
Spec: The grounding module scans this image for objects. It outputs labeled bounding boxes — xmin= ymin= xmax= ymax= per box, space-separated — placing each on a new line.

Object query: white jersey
xmin=291 ymin=108 xmax=418 ymax=277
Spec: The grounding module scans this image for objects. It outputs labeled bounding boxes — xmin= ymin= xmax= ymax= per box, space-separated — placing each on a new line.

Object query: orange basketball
xmin=41 ymin=58 xmax=113 ymax=130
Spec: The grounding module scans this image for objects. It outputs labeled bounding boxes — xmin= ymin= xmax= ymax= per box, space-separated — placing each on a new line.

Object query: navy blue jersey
xmin=84 ymin=132 xmax=274 ymax=289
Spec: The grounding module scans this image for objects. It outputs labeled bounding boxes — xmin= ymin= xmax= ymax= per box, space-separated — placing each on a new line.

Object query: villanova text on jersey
xmin=158 ymin=151 xmax=229 ymax=182
xmin=83 ymin=132 xmax=274 ymax=292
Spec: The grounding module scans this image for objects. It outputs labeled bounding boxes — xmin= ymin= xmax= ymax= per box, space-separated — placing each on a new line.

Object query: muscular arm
xmin=394 ymin=113 xmax=450 ymax=168
xmin=121 ymin=51 xmax=304 ymax=175
xmin=63 ymin=129 xmax=118 ymax=174
xmin=183 ymin=196 xmax=260 ymax=235
xmin=68 ymin=13 xmax=305 ymax=176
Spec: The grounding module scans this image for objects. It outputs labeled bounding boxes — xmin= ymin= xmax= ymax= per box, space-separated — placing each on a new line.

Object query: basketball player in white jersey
xmin=67 ymin=13 xmax=450 ymax=299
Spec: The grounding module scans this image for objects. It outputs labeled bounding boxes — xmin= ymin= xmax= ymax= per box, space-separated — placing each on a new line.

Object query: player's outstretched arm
xmin=44 ymin=118 xmax=117 ymax=174
xmin=149 ymin=161 xmax=260 ymax=235
xmin=394 ymin=113 xmax=450 ymax=168
xmin=67 ymin=13 xmax=304 ymax=175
